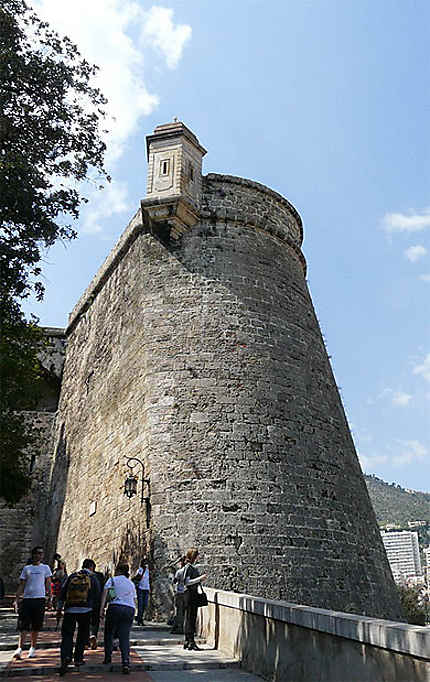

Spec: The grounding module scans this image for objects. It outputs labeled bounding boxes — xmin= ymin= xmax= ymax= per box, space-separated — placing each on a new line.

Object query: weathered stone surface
xmin=0 ymin=411 xmax=56 ymax=590
xmin=45 ymin=168 xmax=402 ymax=620
xmin=0 ymin=329 xmax=65 ymax=590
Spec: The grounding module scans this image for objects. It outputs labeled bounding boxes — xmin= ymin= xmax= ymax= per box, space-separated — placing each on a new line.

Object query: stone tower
xmin=46 ymin=121 xmax=402 ymax=620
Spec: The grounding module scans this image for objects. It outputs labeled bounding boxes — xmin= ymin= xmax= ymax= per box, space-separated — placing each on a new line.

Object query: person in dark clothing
xmin=90 ymin=569 xmax=105 ymax=646
xmin=57 ymin=559 xmax=100 ymax=675
xmin=171 ymin=556 xmax=186 ymax=634
xmin=82 ymin=561 xmax=105 ymax=650
xmin=183 ymin=548 xmax=207 ymax=651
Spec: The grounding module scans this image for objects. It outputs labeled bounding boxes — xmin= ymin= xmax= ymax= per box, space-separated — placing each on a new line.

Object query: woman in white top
xmin=134 ymin=559 xmax=150 ymax=626
xmin=99 ymin=564 xmax=137 ymax=674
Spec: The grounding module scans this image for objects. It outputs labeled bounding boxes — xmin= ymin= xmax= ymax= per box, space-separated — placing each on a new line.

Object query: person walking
xmin=171 ymin=556 xmax=186 ymax=634
xmin=13 ymin=546 xmax=52 ymax=660
xmin=51 ymin=560 xmax=67 ymax=612
xmin=57 ymin=558 xmax=101 ymax=675
xmin=134 ymin=559 xmax=150 ymax=626
xmin=183 ymin=548 xmax=207 ymax=651
xmin=100 ymin=563 xmax=137 ymax=675
xmin=88 ymin=562 xmax=105 ymax=649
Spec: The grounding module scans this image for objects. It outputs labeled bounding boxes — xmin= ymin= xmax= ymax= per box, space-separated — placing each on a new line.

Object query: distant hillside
xmin=365 ymin=474 xmax=430 ymax=526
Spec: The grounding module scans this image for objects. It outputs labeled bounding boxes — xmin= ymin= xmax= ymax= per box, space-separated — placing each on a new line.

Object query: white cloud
xmin=82 ymin=181 xmax=129 ymax=234
xmin=369 ymin=387 xmax=412 ymax=407
xmin=142 ymin=7 xmax=192 ymax=69
xmin=404 ymin=245 xmax=427 ymax=262
xmin=419 ymin=274 xmax=430 ymax=282
xmin=32 ymin=0 xmax=191 ymax=228
xmin=383 ymin=209 xmax=430 ymax=233
xmin=413 ymin=353 xmax=430 ymax=382
xmin=393 ymin=440 xmax=428 ymax=467
xmin=392 ymin=391 xmax=412 ymax=407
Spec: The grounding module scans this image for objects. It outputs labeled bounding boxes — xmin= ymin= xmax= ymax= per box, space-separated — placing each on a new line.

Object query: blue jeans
xmin=104 ymin=604 xmax=134 ymax=665
xmin=137 ymin=589 xmax=149 ymax=624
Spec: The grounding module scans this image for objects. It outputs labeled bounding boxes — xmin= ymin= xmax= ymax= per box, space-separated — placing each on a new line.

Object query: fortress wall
xmin=141 ymin=176 xmax=400 ymax=619
xmin=48 ymin=216 xmax=155 ymax=576
xmin=0 ymin=329 xmax=65 ymax=591
xmin=0 ymin=411 xmax=55 ymax=591
xmin=47 ymin=173 xmax=401 ymax=619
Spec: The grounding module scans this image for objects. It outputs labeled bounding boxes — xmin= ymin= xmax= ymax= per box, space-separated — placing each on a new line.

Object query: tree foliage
xmin=397 ymin=584 xmax=428 ymax=626
xmin=0 ymin=0 xmax=109 ymax=301
xmin=365 ymin=475 xmax=430 ymax=527
xmin=0 ymin=299 xmax=43 ymax=503
xmin=0 ymin=0 xmax=109 ymax=503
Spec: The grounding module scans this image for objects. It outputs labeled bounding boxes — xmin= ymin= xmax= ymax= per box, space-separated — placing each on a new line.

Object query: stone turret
xmin=45 ymin=122 xmax=403 ymax=622
xmin=143 ymin=120 xmax=207 ymax=238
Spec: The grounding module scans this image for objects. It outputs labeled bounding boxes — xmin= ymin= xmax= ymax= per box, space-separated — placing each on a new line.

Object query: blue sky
xmin=26 ymin=1 xmax=429 ymax=492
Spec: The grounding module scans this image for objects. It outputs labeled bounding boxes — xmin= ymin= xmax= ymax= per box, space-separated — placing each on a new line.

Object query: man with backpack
xmin=57 ymin=559 xmax=100 ymax=675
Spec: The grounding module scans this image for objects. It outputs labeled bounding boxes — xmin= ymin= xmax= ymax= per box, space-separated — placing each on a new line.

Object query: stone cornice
xmin=204 ymin=173 xmax=304 ymax=243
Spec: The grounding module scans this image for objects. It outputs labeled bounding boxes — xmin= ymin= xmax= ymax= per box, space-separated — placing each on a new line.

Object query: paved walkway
xmin=0 ymin=607 xmax=263 ymax=681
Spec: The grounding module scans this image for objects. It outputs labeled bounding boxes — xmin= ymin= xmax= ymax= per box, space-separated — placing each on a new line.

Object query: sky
xmin=24 ymin=0 xmax=429 ymax=492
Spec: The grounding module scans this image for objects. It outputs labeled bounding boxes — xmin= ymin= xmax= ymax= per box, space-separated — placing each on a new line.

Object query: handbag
xmin=106 ymin=577 xmax=117 ymax=602
xmin=194 ymin=583 xmax=208 ymax=608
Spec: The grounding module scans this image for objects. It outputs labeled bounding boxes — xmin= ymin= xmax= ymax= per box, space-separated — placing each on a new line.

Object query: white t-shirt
xmin=105 ymin=576 xmax=136 ymax=609
xmin=20 ymin=564 xmax=52 ymax=599
xmin=137 ymin=567 xmax=150 ymax=591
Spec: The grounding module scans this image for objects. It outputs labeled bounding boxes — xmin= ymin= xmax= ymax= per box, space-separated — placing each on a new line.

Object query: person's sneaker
xmin=74 ymin=660 xmax=85 ymax=667
xmin=122 ymin=664 xmax=130 ymax=674
xmin=13 ymin=647 xmax=22 ymax=660
xmin=28 ymin=647 xmax=36 ymax=658
xmin=59 ymin=661 xmax=68 ymax=676
xmin=89 ymin=635 xmax=97 ymax=650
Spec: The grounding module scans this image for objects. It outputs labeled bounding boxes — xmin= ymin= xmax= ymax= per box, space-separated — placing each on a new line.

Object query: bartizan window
xmin=160 ymin=159 xmax=170 ymax=176
xmin=188 ymin=162 xmax=194 ymax=182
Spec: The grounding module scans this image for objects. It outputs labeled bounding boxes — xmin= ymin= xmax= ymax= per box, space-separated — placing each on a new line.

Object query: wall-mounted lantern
xmin=123 ymin=456 xmax=151 ymax=528
xmin=124 ymin=474 xmax=138 ymax=499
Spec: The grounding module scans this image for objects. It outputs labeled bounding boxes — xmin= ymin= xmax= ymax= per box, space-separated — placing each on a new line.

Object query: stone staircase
xmin=0 ymin=608 xmax=262 ymax=681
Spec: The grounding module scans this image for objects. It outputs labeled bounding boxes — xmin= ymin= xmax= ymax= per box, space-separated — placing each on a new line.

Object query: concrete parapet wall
xmin=200 ymin=588 xmax=430 ymax=682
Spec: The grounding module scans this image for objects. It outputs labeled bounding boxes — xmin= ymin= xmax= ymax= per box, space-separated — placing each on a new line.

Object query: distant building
xmin=380 ymin=524 xmax=401 ymax=531
xmin=424 ymin=548 xmax=430 ymax=585
xmin=381 ymin=530 xmax=422 ymax=583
